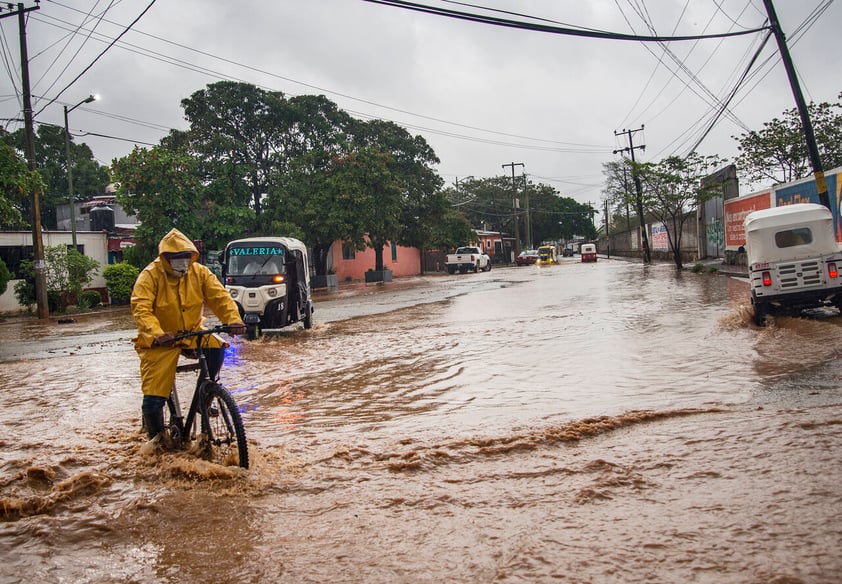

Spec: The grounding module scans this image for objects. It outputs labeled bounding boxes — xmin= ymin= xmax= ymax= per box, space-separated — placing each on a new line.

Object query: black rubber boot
xmin=142 ymin=408 xmax=164 ymax=440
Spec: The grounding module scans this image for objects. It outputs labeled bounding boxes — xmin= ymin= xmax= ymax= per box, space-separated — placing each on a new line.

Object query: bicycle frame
xmin=166 ymin=328 xmax=237 ymax=453
xmin=167 ymin=348 xmax=213 ymax=450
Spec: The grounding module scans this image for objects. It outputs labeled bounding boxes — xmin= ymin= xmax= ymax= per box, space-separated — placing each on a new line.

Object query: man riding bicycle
xmin=131 ymin=228 xmax=246 ymax=442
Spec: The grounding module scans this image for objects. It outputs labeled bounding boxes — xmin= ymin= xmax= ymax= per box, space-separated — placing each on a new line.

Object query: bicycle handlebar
xmin=169 ymin=325 xmax=234 ymax=344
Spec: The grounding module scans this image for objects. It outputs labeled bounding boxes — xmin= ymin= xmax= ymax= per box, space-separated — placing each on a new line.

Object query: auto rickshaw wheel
xmin=752 ymin=299 xmax=767 ymax=327
xmin=246 ymin=323 xmax=260 ymax=340
xmin=303 ymin=302 xmax=313 ymax=330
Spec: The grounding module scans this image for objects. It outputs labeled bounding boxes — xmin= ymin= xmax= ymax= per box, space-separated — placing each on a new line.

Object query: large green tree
xmin=0 ymin=141 xmax=42 ymax=230
xmin=636 ymin=153 xmax=723 ymax=270
xmin=173 ymin=81 xmax=300 ymax=223
xmin=262 ymin=94 xmax=357 ymax=275
xmin=350 ymin=119 xmax=444 ymax=271
xmin=336 ymin=147 xmax=405 ymax=272
xmin=112 ymin=146 xmax=205 ymax=260
xmin=2 ymin=125 xmax=110 ymax=228
xmin=451 ymin=175 xmax=595 ymax=249
xmin=733 ymin=93 xmax=842 ymax=187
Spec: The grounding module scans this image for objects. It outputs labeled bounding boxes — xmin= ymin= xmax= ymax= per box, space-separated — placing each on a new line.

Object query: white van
xmin=744 ymin=203 xmax=842 ymax=326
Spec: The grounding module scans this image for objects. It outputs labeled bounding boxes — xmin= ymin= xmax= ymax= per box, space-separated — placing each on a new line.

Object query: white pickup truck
xmin=445 ymin=246 xmax=491 ymax=274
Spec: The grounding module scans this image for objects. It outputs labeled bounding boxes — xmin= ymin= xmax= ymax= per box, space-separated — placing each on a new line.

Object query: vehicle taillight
xmin=762 ymin=271 xmax=772 ymax=286
xmin=828 ymin=262 xmax=838 ymax=279
xmin=471 ymin=255 xmax=476 ymax=261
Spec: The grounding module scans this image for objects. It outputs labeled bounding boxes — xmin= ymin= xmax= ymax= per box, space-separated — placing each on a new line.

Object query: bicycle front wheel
xmin=198 ymin=382 xmax=249 ymax=469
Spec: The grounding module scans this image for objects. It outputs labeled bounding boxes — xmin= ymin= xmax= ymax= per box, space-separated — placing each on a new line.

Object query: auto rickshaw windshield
xmin=226 ymin=249 xmax=286 ymax=276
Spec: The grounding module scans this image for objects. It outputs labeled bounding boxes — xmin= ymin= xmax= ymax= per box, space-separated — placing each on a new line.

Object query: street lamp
xmin=64 ymin=94 xmax=98 ymax=248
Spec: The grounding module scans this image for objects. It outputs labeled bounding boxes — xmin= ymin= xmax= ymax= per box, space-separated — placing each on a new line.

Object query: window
xmin=775 ymin=227 xmax=812 ymax=248
xmin=0 ymin=245 xmax=33 ymax=277
xmin=342 ymin=242 xmax=356 ymax=260
xmin=391 ymin=241 xmax=397 ymax=262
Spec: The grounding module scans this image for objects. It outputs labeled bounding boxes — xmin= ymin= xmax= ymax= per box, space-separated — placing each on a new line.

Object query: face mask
xmin=169 ymin=258 xmax=190 ymax=277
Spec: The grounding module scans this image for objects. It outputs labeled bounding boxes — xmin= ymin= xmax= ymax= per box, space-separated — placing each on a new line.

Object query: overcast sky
xmin=2 ymin=0 xmax=840 ymax=220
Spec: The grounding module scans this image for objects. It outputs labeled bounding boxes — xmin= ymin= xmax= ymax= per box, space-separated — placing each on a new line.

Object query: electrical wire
xmin=361 ymin=0 xmax=769 ymax=41
xmin=25 ymin=6 xmax=616 ymax=156
xmin=34 ymin=0 xmax=157 ymax=117
xmin=32 ymin=0 xmax=114 ymax=101
xmin=684 ymin=30 xmax=773 ymax=155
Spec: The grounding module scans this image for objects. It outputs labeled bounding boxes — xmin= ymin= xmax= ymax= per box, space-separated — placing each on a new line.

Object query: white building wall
xmin=0 ymin=231 xmax=109 ymax=314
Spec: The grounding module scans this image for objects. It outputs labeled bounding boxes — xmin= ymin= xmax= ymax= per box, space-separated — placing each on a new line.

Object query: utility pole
xmin=762 ymin=0 xmax=829 ymax=210
xmin=614 ymin=127 xmax=651 ymax=263
xmin=604 ymin=199 xmax=610 ymax=259
xmin=522 ymin=172 xmax=532 ymax=249
xmin=454 ymin=175 xmax=474 ymax=190
xmin=502 ymin=162 xmax=524 ymax=255
xmin=5 ymin=2 xmax=48 ymax=318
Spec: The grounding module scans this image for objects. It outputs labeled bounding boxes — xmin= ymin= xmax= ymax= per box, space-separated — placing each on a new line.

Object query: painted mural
xmin=723 ymin=166 xmax=842 ymax=251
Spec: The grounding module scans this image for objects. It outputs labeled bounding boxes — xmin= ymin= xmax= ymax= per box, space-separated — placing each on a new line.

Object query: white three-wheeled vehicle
xmin=745 ymin=203 xmax=842 ymax=326
xmin=222 ymin=237 xmax=314 ymax=339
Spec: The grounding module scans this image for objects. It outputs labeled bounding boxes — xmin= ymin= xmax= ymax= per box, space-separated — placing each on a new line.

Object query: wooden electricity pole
xmin=762 ymin=0 xmax=829 ymax=210
xmin=4 ymin=2 xmax=48 ymax=318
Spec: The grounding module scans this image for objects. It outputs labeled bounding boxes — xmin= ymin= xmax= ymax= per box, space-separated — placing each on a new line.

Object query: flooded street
xmin=2 ymin=258 xmax=841 ymax=583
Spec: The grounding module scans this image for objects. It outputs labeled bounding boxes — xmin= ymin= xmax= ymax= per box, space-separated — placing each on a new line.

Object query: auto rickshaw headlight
xmin=268 ymin=288 xmax=278 ymax=297
xmin=229 ymin=289 xmax=238 ymax=299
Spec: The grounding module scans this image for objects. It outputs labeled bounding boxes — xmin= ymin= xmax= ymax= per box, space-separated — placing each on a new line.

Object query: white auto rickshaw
xmin=580 ymin=243 xmax=597 ymax=262
xmin=222 ymin=237 xmax=314 ymax=339
xmin=745 ymin=203 xmax=842 ymax=326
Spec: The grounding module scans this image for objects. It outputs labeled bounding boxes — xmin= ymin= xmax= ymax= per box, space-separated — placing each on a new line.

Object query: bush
xmin=13 ymin=279 xmax=34 ymax=308
xmin=44 ymin=246 xmax=100 ymax=302
xmin=103 ymin=262 xmax=140 ymax=304
xmin=79 ymin=289 xmax=103 ymax=309
xmin=13 ymin=259 xmax=35 ymax=307
xmin=0 ymin=257 xmax=10 ymax=296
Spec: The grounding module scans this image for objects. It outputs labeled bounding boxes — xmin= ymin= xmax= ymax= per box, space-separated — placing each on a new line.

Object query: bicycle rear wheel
xmin=198 ymin=382 xmax=249 ymax=469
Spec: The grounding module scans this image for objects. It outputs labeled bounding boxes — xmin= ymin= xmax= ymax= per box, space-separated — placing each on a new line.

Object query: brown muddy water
xmin=1 ymin=259 xmax=841 ymax=583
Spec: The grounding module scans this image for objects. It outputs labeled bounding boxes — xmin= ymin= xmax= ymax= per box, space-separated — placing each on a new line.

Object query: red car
xmin=515 ymin=250 xmax=540 ymax=266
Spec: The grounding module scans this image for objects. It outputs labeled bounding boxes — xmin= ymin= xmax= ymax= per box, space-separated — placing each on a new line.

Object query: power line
xmin=34 ymin=0 xmax=157 ymax=117
xmin=361 ymin=0 xmax=769 ymax=41
xmin=33 ymin=3 xmax=613 ymax=153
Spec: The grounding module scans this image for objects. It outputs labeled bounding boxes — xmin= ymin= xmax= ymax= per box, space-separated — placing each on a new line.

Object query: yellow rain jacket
xmin=131 ymin=228 xmax=242 ymax=398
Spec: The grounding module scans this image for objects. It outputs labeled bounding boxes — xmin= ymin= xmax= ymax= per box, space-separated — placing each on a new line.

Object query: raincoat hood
xmin=158 ymin=228 xmax=199 ymax=273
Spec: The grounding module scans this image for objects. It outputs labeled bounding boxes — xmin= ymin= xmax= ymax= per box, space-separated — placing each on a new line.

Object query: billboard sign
xmin=724 ymin=191 xmax=772 ymax=249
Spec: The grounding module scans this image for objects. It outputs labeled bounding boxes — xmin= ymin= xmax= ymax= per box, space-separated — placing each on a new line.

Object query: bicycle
xmin=161 ymin=325 xmax=249 ymax=469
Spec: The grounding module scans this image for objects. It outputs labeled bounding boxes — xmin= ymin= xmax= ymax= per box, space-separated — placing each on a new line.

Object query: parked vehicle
xmin=445 ymin=246 xmax=491 ymax=274
xmin=515 ymin=249 xmax=540 ymax=266
xmin=536 ymin=245 xmax=559 ymax=266
xmin=561 ymin=247 xmax=575 ymax=257
xmin=222 ymin=237 xmax=314 ymax=339
xmin=744 ymin=203 xmax=842 ymax=326
xmin=580 ymin=243 xmax=597 ymax=262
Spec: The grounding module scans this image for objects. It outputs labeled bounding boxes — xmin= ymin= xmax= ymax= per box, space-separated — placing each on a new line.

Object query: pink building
xmin=330 ymin=239 xmax=422 ymax=282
